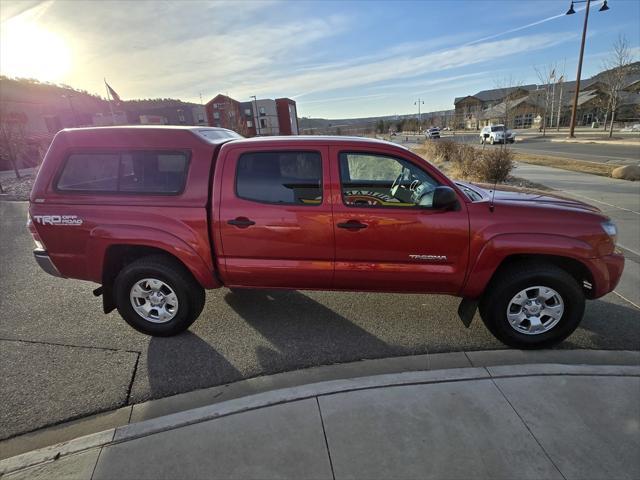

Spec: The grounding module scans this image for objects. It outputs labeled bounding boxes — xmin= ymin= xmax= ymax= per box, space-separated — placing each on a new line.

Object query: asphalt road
xmin=393 ymin=134 xmax=640 ymax=165
xmin=1 ymin=201 xmax=639 ymax=441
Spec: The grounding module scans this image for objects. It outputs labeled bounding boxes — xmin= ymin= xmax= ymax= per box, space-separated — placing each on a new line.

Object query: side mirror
xmin=432 ymin=186 xmax=459 ymax=211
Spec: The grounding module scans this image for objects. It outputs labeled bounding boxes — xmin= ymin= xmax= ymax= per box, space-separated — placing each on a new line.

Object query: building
xmin=454 ymin=62 xmax=640 ymax=129
xmin=205 ymin=94 xmax=298 ymax=136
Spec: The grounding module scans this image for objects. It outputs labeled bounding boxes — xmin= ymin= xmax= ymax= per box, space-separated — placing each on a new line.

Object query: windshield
xmin=455 ymin=182 xmax=484 ymax=201
xmin=196 ymin=129 xmax=244 ymax=141
xmin=490 ymin=126 xmax=505 ymax=132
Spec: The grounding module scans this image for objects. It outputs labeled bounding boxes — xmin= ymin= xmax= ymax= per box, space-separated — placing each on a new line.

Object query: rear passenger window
xmin=56 ymin=151 xmax=189 ymax=194
xmin=236 ymin=151 xmax=322 ymax=205
xmin=56 ymin=153 xmax=120 ymax=192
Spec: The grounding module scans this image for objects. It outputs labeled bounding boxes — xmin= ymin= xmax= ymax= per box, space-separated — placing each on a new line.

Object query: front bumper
xmin=586 ymin=251 xmax=625 ymax=298
xmin=34 ymin=249 xmax=62 ymax=278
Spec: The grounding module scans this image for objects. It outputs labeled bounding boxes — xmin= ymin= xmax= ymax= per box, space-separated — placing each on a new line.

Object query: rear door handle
xmin=228 ymin=217 xmax=255 ymax=228
xmin=337 ymin=220 xmax=367 ymax=230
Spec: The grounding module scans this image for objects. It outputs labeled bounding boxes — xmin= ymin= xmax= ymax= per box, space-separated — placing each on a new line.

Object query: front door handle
xmin=337 ymin=220 xmax=367 ymax=230
xmin=228 ymin=217 xmax=255 ymax=228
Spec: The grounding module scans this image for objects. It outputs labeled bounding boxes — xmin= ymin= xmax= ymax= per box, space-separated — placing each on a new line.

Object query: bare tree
xmin=601 ymin=35 xmax=633 ymax=138
xmin=493 ymin=76 xmax=524 ymax=148
xmin=0 ymin=111 xmax=28 ymax=179
xmin=534 ymin=63 xmax=559 ymax=137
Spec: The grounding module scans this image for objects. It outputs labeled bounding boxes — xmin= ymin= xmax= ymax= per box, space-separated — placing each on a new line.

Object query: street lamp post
xmin=250 ymin=95 xmax=260 ymax=136
xmin=414 ymin=98 xmax=424 ymax=133
xmin=62 ymin=94 xmax=78 ymax=127
xmin=566 ymin=0 xmax=609 ymax=138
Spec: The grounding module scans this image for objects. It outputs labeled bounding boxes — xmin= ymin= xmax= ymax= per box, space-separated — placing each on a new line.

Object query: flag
xmin=558 ymin=75 xmax=564 ymax=82
xmin=550 ymin=69 xmax=556 ymax=79
xmin=104 ymin=80 xmax=122 ymax=105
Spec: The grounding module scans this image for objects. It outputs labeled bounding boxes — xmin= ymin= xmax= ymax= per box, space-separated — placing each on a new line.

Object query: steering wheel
xmin=390 ymin=172 xmax=404 ymax=197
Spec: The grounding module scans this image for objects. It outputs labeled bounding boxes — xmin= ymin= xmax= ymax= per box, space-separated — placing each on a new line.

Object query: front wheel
xmin=114 ymin=255 xmax=205 ymax=336
xmin=489 ymin=137 xmax=495 ymax=145
xmin=479 ymin=263 xmax=585 ymax=348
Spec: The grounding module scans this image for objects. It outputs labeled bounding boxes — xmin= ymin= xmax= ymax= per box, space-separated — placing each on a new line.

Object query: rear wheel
xmin=114 ymin=255 xmax=205 ymax=336
xmin=479 ymin=262 xmax=585 ymax=348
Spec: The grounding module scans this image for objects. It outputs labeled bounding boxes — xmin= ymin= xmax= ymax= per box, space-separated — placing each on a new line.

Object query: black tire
xmin=479 ymin=262 xmax=585 ymax=349
xmin=114 ymin=255 xmax=205 ymax=336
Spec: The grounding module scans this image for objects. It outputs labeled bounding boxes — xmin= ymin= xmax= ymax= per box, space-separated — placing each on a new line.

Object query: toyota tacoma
xmin=28 ymin=126 xmax=624 ymax=348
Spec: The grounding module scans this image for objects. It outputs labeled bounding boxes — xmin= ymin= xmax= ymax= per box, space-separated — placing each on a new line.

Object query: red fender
xmin=88 ymin=225 xmax=220 ymax=289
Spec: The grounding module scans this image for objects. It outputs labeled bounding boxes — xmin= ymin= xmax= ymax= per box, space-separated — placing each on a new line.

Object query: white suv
xmin=480 ymin=125 xmax=515 ymax=145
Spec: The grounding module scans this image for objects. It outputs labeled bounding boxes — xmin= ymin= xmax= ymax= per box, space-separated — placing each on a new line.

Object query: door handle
xmin=337 ymin=220 xmax=367 ymax=230
xmin=228 ymin=217 xmax=255 ymax=228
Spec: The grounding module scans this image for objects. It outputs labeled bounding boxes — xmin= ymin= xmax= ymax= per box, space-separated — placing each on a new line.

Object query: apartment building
xmin=205 ymin=94 xmax=298 ymax=136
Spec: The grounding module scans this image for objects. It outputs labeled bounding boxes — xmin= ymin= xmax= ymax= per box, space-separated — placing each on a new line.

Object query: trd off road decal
xmin=33 ymin=215 xmax=83 ymax=226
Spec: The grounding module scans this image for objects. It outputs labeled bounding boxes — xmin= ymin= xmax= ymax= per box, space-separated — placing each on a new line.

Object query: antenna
xmin=489 ymin=177 xmax=497 ymax=212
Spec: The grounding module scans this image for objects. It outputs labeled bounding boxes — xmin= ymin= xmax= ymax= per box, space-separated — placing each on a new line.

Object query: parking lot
xmin=1 ymin=200 xmax=639 ymax=441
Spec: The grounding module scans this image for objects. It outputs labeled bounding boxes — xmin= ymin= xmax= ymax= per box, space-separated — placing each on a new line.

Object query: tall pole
xmin=414 ymin=98 xmax=424 ymax=132
xmin=63 ymin=94 xmax=78 ymax=127
xmin=568 ymin=0 xmax=591 ymax=138
xmin=251 ymin=95 xmax=260 ymax=136
xmin=550 ymin=79 xmax=556 ymax=128
xmin=556 ymin=79 xmax=564 ymax=131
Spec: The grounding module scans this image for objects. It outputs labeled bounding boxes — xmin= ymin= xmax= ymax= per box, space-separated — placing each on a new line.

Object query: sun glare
xmin=0 ymin=16 xmax=71 ymax=82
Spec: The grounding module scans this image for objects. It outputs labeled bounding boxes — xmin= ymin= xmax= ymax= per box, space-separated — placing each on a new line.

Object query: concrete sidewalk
xmin=2 ymin=362 xmax=639 ymax=480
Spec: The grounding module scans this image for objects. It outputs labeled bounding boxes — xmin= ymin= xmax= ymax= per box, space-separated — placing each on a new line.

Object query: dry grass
xmin=513 ymin=152 xmax=619 ymax=177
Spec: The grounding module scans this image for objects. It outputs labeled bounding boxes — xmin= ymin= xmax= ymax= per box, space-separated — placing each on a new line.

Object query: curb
xmin=1 ymin=362 xmax=639 ymax=476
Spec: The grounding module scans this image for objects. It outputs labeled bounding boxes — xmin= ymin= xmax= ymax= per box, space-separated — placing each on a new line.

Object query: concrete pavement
xmin=2 ymin=359 xmax=639 ymax=480
xmin=513 ymin=162 xmax=640 ymax=307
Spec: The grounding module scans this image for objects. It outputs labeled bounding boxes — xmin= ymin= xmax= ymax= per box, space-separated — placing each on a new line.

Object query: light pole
xmin=566 ymin=0 xmax=609 ymax=138
xmin=414 ymin=98 xmax=424 ymax=132
xmin=62 ymin=94 xmax=78 ymax=127
xmin=250 ymin=95 xmax=260 ymax=136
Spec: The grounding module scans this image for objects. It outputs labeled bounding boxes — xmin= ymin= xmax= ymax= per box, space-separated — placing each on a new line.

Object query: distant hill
xmin=299 ymin=109 xmax=454 ymax=132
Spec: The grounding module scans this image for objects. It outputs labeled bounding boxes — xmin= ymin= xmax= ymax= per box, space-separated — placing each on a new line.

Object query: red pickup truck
xmin=28 ymin=126 xmax=624 ymax=348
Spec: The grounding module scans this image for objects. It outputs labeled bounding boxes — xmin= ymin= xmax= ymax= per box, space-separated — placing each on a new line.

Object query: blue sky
xmin=1 ymin=0 xmax=639 ymax=118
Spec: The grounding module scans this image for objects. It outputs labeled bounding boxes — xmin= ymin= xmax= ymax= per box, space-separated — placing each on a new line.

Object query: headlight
xmin=601 ymin=220 xmax=617 ymax=244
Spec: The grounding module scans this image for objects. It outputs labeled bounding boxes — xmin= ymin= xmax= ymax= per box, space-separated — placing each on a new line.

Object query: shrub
xmin=450 ymin=145 xmax=514 ymax=183
xmin=449 ymin=144 xmax=478 ymax=179
xmin=432 ymin=139 xmax=458 ymax=162
xmin=477 ymin=147 xmax=514 ymax=183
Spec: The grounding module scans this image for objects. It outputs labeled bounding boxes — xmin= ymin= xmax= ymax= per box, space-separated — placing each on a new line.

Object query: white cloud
xmin=237 ymin=32 xmax=576 ymax=101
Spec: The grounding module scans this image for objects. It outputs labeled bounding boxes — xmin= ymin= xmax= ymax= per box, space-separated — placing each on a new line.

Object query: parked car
xmin=425 ymin=128 xmax=440 ymax=139
xmin=29 ymin=126 xmax=623 ymax=348
xmin=480 ymin=125 xmax=515 ymax=144
xmin=621 ymin=124 xmax=640 ymax=132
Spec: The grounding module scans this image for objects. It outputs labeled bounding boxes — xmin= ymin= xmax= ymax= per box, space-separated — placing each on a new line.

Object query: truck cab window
xmin=339 ymin=152 xmax=438 ymax=208
xmin=236 ymin=151 xmax=322 ymax=205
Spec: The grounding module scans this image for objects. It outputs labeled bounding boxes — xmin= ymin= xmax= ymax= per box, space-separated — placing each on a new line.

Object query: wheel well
xmin=492 ymin=254 xmax=595 ymax=299
xmin=101 ymin=245 xmax=192 ymax=313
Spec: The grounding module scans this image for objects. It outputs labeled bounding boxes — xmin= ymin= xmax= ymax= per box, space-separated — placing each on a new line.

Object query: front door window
xmin=339 ymin=152 xmax=439 ymax=208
